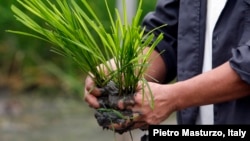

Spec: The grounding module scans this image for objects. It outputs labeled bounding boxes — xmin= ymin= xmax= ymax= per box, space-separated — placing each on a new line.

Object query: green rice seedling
xmin=8 ymin=0 xmax=166 ymax=134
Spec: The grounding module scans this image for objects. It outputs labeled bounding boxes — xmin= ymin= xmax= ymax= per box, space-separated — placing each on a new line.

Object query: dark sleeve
xmin=230 ymin=40 xmax=250 ymax=84
xmin=141 ymin=0 xmax=179 ymax=83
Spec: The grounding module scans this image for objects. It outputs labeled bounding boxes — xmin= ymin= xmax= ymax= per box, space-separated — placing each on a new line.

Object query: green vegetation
xmin=1 ymin=0 xmax=157 ymax=98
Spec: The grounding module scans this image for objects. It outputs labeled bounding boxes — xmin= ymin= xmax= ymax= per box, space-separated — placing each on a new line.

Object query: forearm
xmin=171 ymin=62 xmax=250 ymax=110
xmin=144 ymin=48 xmax=167 ymax=83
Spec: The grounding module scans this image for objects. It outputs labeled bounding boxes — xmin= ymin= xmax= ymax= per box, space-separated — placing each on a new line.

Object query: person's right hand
xmin=84 ymin=58 xmax=117 ymax=108
xmin=84 ymin=75 xmax=102 ymax=109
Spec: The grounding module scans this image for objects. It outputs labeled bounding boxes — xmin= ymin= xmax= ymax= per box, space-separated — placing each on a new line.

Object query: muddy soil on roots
xmin=94 ymin=81 xmax=150 ymax=141
xmin=94 ymin=81 xmax=138 ymax=134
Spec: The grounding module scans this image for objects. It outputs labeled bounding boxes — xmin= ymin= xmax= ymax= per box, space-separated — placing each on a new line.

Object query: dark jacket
xmin=142 ymin=0 xmax=250 ymax=124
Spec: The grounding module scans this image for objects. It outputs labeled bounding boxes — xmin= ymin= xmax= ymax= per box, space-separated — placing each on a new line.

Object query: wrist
xmin=167 ymin=81 xmax=192 ymax=111
xmin=157 ymin=83 xmax=181 ymax=114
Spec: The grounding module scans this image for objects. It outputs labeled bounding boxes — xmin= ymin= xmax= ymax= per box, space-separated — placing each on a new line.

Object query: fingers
xmin=84 ymin=94 xmax=100 ymax=108
xmin=84 ymin=76 xmax=103 ymax=108
xmin=84 ymin=76 xmax=102 ymax=96
xmin=106 ymin=112 xmax=148 ymax=133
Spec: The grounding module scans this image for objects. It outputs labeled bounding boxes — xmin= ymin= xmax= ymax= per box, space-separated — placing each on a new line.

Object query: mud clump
xmin=94 ymin=81 xmax=136 ymax=134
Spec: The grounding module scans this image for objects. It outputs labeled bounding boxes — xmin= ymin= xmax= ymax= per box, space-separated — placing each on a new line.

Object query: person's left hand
xmin=110 ymin=81 xmax=178 ymax=131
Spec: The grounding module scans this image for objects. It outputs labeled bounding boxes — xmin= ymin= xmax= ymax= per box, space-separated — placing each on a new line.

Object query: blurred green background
xmin=0 ymin=1 xmax=165 ymax=141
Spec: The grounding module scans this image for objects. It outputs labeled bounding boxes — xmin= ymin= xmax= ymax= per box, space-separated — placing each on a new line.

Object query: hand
xmin=84 ymin=76 xmax=101 ymax=109
xmin=84 ymin=77 xmax=177 ymax=131
xmin=84 ymin=58 xmax=117 ymax=108
xmin=113 ymin=82 xmax=178 ymax=130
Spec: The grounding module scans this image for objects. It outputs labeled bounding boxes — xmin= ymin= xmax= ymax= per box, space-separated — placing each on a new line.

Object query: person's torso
xmin=177 ymin=0 xmax=250 ymax=124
